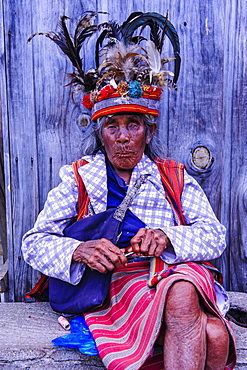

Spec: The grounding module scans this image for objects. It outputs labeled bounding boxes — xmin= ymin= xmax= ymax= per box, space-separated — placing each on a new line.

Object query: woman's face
xmin=101 ymin=114 xmax=155 ymax=181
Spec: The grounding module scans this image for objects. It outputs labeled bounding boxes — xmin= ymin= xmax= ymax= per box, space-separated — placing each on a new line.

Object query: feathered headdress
xmin=28 ymin=11 xmax=181 ymax=122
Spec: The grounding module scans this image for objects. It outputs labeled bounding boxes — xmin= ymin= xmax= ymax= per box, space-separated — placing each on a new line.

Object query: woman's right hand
xmin=72 ymin=239 xmax=128 ymax=273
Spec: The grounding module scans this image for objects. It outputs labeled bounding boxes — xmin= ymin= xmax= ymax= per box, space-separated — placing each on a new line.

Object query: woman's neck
xmin=112 ymin=167 xmax=132 ymax=184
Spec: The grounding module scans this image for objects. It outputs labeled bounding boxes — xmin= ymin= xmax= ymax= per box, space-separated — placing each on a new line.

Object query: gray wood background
xmin=0 ymin=0 xmax=246 ymax=301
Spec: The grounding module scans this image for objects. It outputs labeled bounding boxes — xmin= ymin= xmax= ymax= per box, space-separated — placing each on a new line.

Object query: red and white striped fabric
xmin=85 ymin=260 xmax=236 ymax=370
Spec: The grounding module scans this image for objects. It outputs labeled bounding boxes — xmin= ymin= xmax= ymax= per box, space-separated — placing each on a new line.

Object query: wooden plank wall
xmin=0 ymin=106 xmax=7 ymax=264
xmin=0 ymin=0 xmax=246 ymax=301
xmin=228 ymin=0 xmax=247 ymax=293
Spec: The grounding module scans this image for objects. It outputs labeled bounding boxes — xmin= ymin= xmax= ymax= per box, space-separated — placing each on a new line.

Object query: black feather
xmin=28 ymin=13 xmax=102 ymax=82
xmin=59 ymin=16 xmax=82 ymax=71
xmin=95 ymin=20 xmax=125 ymax=67
xmin=120 ymin=12 xmax=180 ymax=82
xmin=95 ymin=28 xmax=110 ymax=68
xmin=159 ymin=16 xmax=168 ymax=53
xmin=130 ymin=35 xmax=146 ymax=44
xmin=149 ymin=21 xmax=161 ymax=51
xmin=121 ymin=12 xmax=144 ymax=30
xmin=76 ymin=25 xmax=98 ymax=44
xmin=74 ymin=12 xmax=100 ymax=46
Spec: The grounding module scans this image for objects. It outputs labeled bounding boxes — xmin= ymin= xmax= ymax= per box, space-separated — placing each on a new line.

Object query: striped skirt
xmin=84 ymin=260 xmax=236 ymax=370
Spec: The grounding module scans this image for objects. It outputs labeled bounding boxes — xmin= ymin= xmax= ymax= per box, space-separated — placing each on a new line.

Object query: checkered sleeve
xmin=160 ymin=170 xmax=227 ymax=264
xmin=22 ymin=164 xmax=85 ymax=284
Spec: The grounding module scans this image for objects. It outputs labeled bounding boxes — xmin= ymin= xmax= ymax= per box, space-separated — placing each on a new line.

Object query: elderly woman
xmin=23 ymin=12 xmax=236 ymax=370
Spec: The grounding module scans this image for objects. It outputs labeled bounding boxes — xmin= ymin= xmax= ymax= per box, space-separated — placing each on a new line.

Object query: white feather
xmin=146 ymin=40 xmax=161 ymax=83
xmin=109 ymin=78 xmax=118 ymax=89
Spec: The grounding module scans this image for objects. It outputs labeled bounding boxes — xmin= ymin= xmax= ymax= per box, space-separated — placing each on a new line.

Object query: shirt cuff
xmin=156 ymin=227 xmax=177 ymax=264
xmin=68 ymin=242 xmax=86 ymax=285
xmin=69 ymin=260 xmax=86 ymax=285
xmin=160 ymin=245 xmax=177 ymax=264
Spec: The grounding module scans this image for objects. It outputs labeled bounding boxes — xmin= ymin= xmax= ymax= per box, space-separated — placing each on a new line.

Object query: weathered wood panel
xmin=163 ymin=1 xmax=240 ymax=288
xmin=0 ymin=0 xmax=11 ymax=290
xmin=0 ymin=0 xmax=246 ymax=300
xmin=229 ymin=0 xmax=247 ymax=292
xmin=0 ymin=92 xmax=7 ymax=263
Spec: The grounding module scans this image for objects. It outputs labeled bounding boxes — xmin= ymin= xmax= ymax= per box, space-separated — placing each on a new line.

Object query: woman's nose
xmin=116 ymin=127 xmax=130 ymax=143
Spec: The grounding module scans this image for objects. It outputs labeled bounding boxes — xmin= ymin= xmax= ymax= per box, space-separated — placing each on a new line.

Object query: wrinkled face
xmin=101 ymin=114 xmax=155 ymax=176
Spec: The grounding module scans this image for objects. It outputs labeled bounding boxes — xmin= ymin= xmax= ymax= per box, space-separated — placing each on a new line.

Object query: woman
xmin=23 ymin=12 xmax=236 ymax=369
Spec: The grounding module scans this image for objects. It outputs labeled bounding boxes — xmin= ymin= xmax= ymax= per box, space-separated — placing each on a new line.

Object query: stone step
xmin=0 ymin=293 xmax=246 ymax=369
xmin=0 ymin=302 xmax=104 ymax=369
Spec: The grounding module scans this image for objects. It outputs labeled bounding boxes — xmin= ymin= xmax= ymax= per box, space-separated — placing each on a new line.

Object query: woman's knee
xmin=205 ymin=315 xmax=229 ymax=368
xmin=165 ymin=281 xmax=201 ymax=320
xmin=164 ymin=281 xmax=207 ymax=335
xmin=206 ymin=315 xmax=229 ymax=346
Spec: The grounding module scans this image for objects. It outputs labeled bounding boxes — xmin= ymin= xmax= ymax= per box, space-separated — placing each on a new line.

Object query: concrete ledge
xmin=0 ymin=294 xmax=246 ymax=369
xmin=0 ymin=302 xmax=105 ymax=369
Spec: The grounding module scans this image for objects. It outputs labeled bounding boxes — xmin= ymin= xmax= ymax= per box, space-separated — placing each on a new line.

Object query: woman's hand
xmin=72 ymin=239 xmax=127 ymax=273
xmin=130 ymin=228 xmax=171 ymax=257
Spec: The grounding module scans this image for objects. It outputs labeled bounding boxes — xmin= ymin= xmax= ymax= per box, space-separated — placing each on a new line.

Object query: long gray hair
xmin=80 ymin=113 xmax=166 ymax=160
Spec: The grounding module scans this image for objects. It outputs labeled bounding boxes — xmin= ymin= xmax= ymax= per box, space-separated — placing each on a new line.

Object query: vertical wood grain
xmin=228 ymin=0 xmax=247 ymax=292
xmin=0 ymin=1 xmax=7 ymax=264
xmin=0 ymin=0 xmax=15 ymax=300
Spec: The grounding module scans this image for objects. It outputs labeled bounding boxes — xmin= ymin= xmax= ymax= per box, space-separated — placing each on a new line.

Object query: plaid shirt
xmin=22 ymin=153 xmax=226 ymax=285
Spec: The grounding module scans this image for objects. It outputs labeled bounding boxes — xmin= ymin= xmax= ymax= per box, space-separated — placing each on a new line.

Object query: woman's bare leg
xmin=205 ymin=314 xmax=229 ymax=370
xmin=163 ymin=281 xmax=207 ymax=370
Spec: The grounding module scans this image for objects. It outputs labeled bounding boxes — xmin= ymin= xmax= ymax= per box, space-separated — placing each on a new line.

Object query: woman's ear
xmin=146 ymin=123 xmax=157 ymax=144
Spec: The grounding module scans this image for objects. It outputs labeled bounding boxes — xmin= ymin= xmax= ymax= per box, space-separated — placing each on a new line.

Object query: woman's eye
xmin=128 ymin=123 xmax=138 ymax=129
xmin=108 ymin=125 xmax=116 ymax=130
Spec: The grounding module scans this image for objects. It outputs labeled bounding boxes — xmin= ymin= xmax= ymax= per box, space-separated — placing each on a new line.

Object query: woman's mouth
xmin=115 ymin=149 xmax=135 ymax=155
xmin=116 ymin=152 xmax=134 ymax=157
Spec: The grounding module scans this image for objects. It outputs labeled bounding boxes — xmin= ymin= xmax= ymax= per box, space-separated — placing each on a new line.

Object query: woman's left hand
xmin=130 ymin=228 xmax=171 ymax=257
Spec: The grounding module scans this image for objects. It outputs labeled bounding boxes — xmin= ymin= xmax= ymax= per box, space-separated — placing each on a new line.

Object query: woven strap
xmin=72 ymin=159 xmax=149 ymax=222
xmin=113 ymin=174 xmax=149 ymax=222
